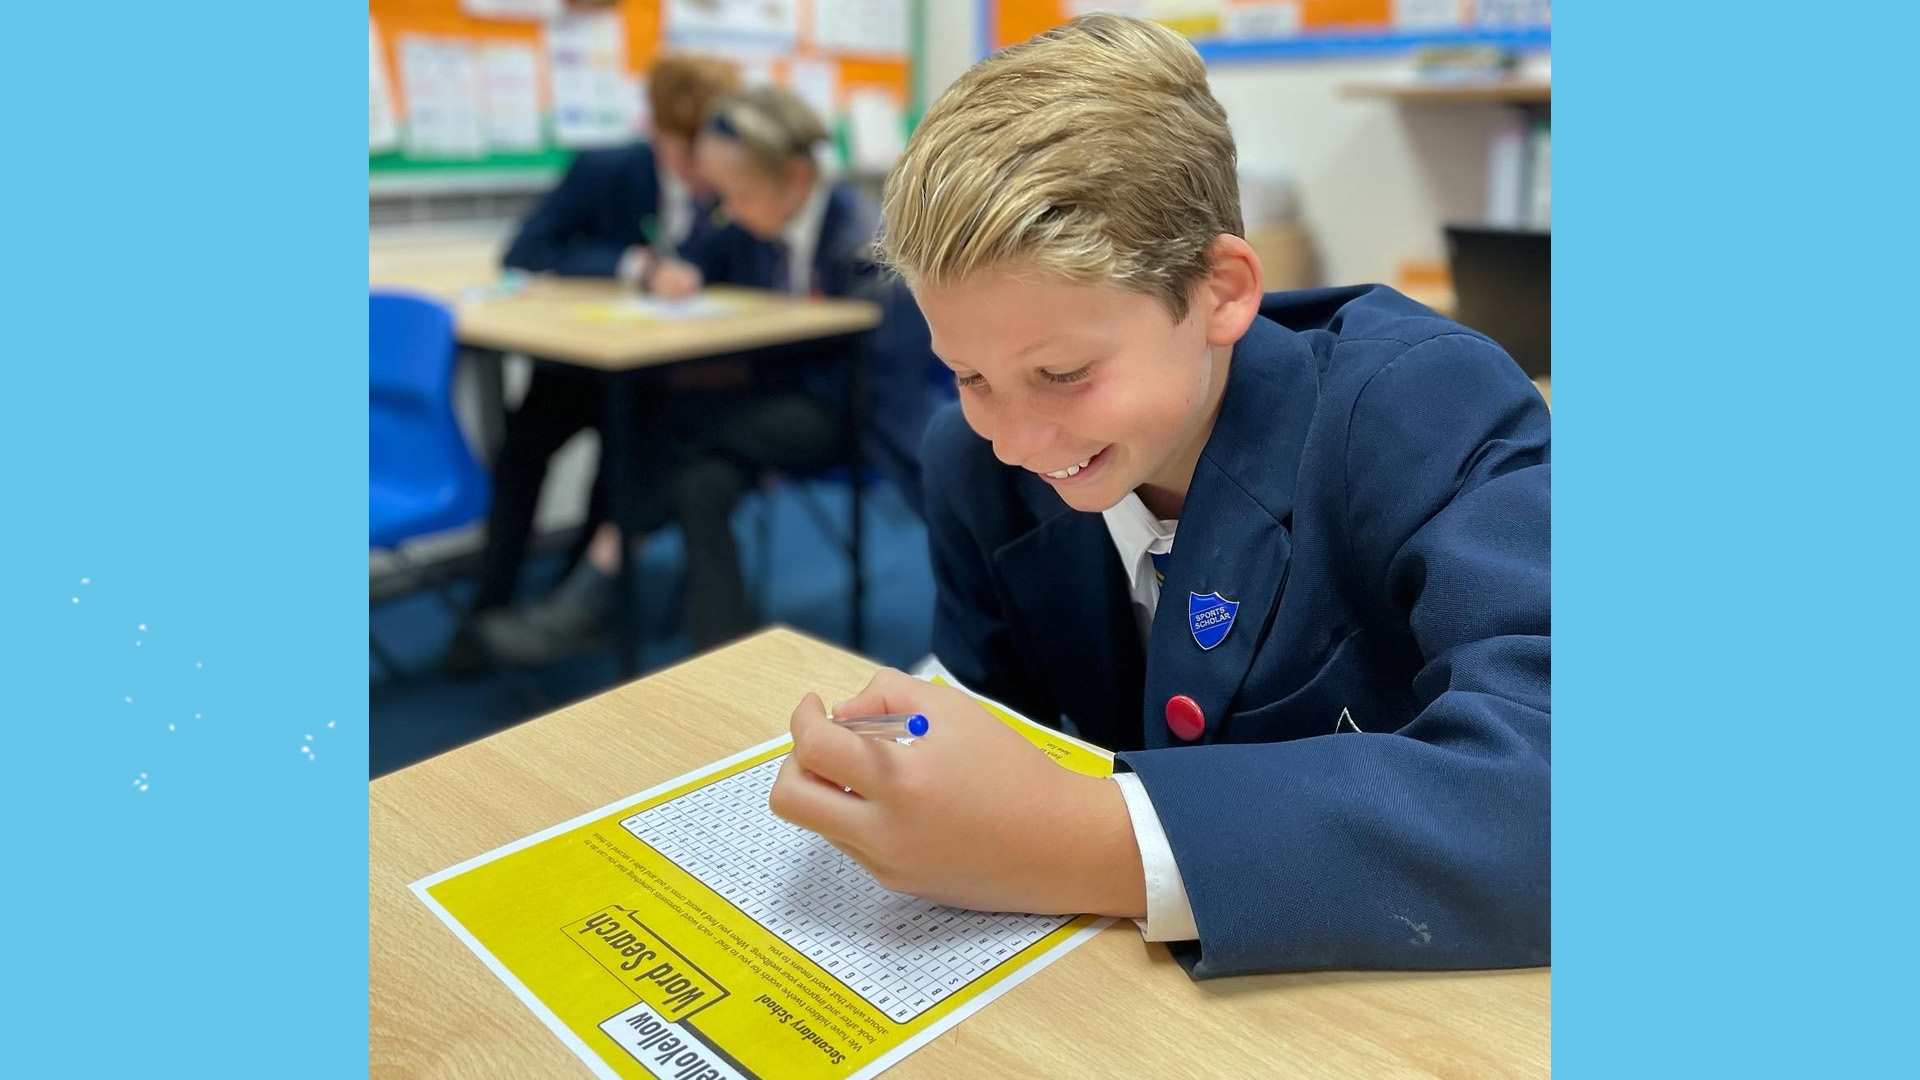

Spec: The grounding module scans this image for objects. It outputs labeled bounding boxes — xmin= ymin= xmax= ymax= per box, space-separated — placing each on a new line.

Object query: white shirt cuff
xmin=616 ymin=246 xmax=654 ymax=288
xmin=1110 ymin=772 xmax=1200 ymax=942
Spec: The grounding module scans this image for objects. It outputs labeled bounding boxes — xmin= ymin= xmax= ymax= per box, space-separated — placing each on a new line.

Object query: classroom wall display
xmin=370 ymin=0 xmax=912 ymax=179
xmin=982 ymin=0 xmax=1549 ymax=61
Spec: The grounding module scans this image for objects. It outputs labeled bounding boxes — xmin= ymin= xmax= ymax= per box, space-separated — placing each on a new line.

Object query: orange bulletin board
xmin=984 ymin=1 xmax=1550 ymax=60
xmin=371 ymin=0 xmax=911 ymax=176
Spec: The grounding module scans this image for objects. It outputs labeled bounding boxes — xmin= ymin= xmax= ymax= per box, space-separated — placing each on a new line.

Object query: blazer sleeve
xmin=1116 ymin=332 xmax=1551 ymax=978
xmin=922 ymin=407 xmax=1062 ymax=725
xmin=501 ymin=153 xmax=640 ymax=277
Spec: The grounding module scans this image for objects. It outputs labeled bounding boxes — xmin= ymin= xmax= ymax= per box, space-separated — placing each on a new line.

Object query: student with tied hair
xmin=766 ymin=15 xmax=1551 ymax=980
xmin=453 ymin=54 xmax=741 ymax=671
xmin=486 ymin=86 xmax=908 ymax=656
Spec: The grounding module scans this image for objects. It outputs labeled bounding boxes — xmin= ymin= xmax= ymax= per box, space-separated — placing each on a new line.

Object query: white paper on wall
xmin=370 ymin=21 xmax=399 ymax=152
xmin=462 ymin=0 xmax=563 ymax=20
xmin=666 ymin=0 xmax=800 ymax=48
xmin=811 ymin=0 xmax=909 ymax=58
xmin=1393 ymin=0 xmax=1465 ymax=30
xmin=546 ymin=10 xmax=637 ymax=149
xmin=786 ymin=58 xmax=839 ymax=125
xmin=399 ymin=34 xmax=487 ymax=159
xmin=481 ymin=43 xmax=544 ymax=152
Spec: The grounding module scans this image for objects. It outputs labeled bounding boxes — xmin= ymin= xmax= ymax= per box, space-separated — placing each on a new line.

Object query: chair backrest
xmin=371 ymin=290 xmax=457 ymax=404
xmin=370 ymin=290 xmax=484 ymax=507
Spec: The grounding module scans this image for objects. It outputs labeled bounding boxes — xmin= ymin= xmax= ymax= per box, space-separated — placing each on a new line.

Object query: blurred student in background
xmin=450 ymin=55 xmax=738 ymax=673
xmin=475 ymin=86 xmax=898 ymax=663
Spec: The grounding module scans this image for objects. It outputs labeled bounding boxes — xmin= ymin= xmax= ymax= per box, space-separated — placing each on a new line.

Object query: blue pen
xmin=831 ymin=712 xmax=930 ymax=741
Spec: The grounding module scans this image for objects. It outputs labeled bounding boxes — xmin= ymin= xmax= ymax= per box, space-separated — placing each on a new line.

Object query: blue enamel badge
xmin=1188 ymin=591 xmax=1239 ymax=651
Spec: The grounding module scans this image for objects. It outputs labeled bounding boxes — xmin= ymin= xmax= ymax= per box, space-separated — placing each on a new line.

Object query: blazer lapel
xmin=1141 ymin=460 xmax=1293 ymax=748
xmin=1140 ymin=314 xmax=1319 ymax=747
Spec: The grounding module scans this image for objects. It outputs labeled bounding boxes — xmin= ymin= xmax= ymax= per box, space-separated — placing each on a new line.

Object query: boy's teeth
xmin=1046 ymin=455 xmax=1094 ymax=480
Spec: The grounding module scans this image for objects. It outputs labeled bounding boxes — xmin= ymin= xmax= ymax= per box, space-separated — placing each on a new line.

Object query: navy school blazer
xmin=922 ymin=284 xmax=1551 ymax=978
xmin=502 ymin=141 xmax=723 ymax=277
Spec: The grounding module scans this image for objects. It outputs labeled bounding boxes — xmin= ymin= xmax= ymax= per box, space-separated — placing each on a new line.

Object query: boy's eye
xmin=1042 ymin=363 xmax=1093 ymax=385
xmin=954 ymin=372 xmax=987 ymax=391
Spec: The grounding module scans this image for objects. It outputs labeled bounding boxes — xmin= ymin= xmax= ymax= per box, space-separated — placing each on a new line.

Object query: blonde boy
xmin=769 ymin=15 xmax=1551 ymax=978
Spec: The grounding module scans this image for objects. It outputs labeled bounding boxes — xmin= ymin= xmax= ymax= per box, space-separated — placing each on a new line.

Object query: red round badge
xmin=1165 ymin=695 xmax=1206 ymax=741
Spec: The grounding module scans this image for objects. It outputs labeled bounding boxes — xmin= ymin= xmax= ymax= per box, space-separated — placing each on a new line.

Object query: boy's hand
xmin=647 ymin=258 xmax=703 ymax=299
xmin=768 ymin=669 xmax=1147 ymax=918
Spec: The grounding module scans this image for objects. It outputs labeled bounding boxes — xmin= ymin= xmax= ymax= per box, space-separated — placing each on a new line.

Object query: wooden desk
xmin=370 ymin=240 xmax=884 ymax=670
xmin=369 ymin=241 xmax=883 ymax=371
xmin=371 ymin=629 xmax=1550 ymax=1079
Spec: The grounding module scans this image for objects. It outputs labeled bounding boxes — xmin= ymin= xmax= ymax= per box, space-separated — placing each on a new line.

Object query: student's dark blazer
xmin=502 ymin=141 xmax=719 ymax=276
xmin=922 ymin=285 xmax=1551 ymax=979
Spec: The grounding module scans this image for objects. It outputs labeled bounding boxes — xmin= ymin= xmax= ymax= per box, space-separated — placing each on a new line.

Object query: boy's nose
xmin=990 ymin=413 xmax=1059 ymax=471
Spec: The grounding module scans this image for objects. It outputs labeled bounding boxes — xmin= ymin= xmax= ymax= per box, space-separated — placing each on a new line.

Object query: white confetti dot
xmin=81 ymin=578 xmax=91 ymax=585
xmin=167 ymin=724 xmax=176 ymax=732
xmin=134 ymin=640 xmax=142 ymax=647
xmin=195 ymin=661 xmax=204 ymax=669
xmin=195 ymin=713 xmax=203 ymax=720
xmin=124 ymin=696 xmax=133 ymax=704
xmin=137 ymin=623 xmax=147 ymax=632
xmin=138 ymin=784 xmax=149 ymax=792
xmin=326 ymin=721 xmax=336 ymax=729
xmin=305 ymin=734 xmax=314 ymax=741
xmin=298 ymin=745 xmax=310 ymax=754
xmin=72 ymin=597 xmax=80 ymax=604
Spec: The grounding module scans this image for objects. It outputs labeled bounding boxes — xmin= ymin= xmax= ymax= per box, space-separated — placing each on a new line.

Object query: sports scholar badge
xmin=1187 ymin=591 xmax=1239 ymax=651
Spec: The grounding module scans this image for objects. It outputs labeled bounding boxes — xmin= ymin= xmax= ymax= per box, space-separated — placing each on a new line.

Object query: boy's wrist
xmin=1048 ymin=772 xmax=1148 ymax=919
xmin=618 ymin=245 xmax=655 ymax=288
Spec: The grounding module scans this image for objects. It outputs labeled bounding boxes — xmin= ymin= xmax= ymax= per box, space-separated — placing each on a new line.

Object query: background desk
xmin=371 ymin=628 xmax=1551 ymax=1078
xmin=369 ymin=239 xmax=883 ymax=371
xmin=370 ymin=240 xmax=884 ymax=671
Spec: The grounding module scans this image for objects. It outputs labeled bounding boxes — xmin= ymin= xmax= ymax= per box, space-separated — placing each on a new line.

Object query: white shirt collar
xmin=659 ymin=169 xmax=694 ymax=247
xmin=779 ymin=172 xmax=833 ymax=295
xmin=1100 ymin=492 xmax=1178 ymax=593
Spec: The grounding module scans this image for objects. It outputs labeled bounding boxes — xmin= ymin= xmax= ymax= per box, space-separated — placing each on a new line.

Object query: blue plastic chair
xmin=370 ymin=290 xmax=490 ymax=677
xmin=370 ymin=290 xmax=489 ymax=550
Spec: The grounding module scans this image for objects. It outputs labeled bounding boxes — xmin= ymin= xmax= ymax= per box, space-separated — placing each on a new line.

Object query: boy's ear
xmin=1200 ymin=234 xmax=1264 ymax=347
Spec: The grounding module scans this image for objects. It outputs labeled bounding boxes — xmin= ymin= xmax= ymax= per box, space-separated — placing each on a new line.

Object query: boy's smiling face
xmin=915 ymin=238 xmax=1261 ymax=517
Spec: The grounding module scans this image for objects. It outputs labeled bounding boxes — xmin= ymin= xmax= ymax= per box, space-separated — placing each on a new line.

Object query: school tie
xmin=768 ymin=240 xmax=793 ymax=295
xmin=1149 ymin=549 xmax=1169 ymax=587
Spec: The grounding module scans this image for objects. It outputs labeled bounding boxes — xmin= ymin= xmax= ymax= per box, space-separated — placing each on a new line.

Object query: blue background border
xmin=4 ymin=2 xmax=365 ymax=1077
xmin=1559 ymin=2 xmax=1917 ymax=1075
xmin=0 ymin=1 xmax=1914 ymax=1076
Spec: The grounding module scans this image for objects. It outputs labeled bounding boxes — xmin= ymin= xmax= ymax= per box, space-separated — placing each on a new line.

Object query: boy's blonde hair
xmin=879 ymin=14 xmax=1241 ymax=321
xmin=702 ymin=86 xmax=830 ymax=178
xmin=647 ymin=55 xmax=741 ymax=140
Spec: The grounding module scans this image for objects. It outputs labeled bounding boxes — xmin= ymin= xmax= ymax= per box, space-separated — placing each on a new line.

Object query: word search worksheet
xmin=413 ymin=678 xmax=1116 ymax=1080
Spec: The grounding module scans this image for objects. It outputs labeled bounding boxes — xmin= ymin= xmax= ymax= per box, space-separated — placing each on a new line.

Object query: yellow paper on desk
xmin=413 ymin=675 xmax=1113 ymax=1080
